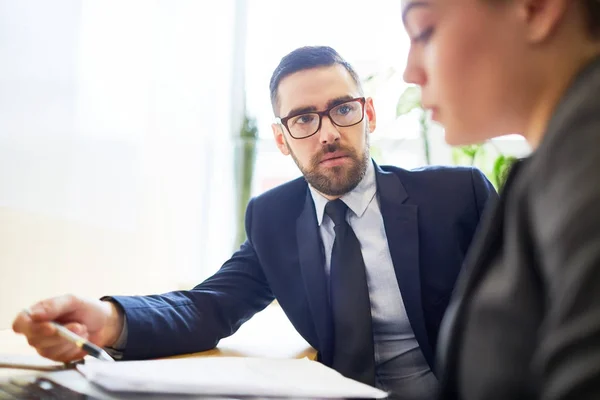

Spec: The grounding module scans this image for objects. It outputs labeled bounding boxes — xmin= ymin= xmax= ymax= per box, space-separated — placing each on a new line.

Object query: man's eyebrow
xmin=402 ymin=0 xmax=430 ymax=26
xmin=326 ymin=95 xmax=355 ymax=109
xmin=284 ymin=105 xmax=318 ymax=118
xmin=283 ymin=95 xmax=356 ymax=119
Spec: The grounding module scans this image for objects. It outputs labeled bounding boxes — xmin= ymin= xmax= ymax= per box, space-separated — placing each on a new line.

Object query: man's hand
xmin=12 ymin=295 xmax=124 ymax=362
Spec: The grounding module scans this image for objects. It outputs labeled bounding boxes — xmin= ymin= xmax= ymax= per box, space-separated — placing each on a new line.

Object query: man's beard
xmin=287 ymin=133 xmax=370 ymax=197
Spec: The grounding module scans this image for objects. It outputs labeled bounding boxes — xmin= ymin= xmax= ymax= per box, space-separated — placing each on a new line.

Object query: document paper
xmin=78 ymin=357 xmax=388 ymax=398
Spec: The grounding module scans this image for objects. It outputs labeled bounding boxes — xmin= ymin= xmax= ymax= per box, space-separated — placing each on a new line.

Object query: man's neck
xmin=318 ymin=191 xmax=342 ymax=201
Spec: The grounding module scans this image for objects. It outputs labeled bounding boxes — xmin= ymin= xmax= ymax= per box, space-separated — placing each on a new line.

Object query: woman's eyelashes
xmin=412 ymin=27 xmax=435 ymax=44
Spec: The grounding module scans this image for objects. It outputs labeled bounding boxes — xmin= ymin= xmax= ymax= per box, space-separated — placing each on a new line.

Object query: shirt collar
xmin=309 ymin=160 xmax=377 ymax=226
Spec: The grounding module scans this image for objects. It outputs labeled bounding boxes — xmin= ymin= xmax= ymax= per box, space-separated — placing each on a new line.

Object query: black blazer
xmin=437 ymin=57 xmax=600 ymax=399
xmin=112 ymin=162 xmax=496 ymax=374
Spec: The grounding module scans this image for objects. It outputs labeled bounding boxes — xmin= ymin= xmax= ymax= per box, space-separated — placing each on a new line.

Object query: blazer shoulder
xmin=380 ymin=164 xmax=485 ymax=187
xmin=248 ymin=176 xmax=308 ymax=214
xmin=381 ymin=163 xmax=478 ymax=174
xmin=378 ymin=164 xmax=496 ymax=213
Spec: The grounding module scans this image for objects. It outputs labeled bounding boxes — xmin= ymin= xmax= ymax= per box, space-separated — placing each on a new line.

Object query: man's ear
xmin=272 ymin=123 xmax=290 ymax=156
xmin=516 ymin=0 xmax=569 ymax=43
xmin=365 ymin=97 xmax=377 ymax=133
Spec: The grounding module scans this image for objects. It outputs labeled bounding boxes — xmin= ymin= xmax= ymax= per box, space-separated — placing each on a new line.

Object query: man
xmin=13 ymin=46 xmax=497 ymax=400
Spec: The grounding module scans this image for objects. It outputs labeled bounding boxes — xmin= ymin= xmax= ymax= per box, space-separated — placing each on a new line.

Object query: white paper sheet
xmin=78 ymin=357 xmax=388 ymax=398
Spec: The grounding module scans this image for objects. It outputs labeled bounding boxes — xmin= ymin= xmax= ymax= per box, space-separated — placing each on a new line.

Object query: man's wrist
xmin=100 ymin=299 xmax=125 ymax=348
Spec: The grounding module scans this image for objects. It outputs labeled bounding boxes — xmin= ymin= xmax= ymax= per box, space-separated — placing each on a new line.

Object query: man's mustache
xmin=312 ymin=144 xmax=354 ymax=166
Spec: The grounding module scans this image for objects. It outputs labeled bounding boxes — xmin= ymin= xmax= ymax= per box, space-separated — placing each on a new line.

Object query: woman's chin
xmin=444 ymin=129 xmax=475 ymax=147
xmin=443 ymin=127 xmax=496 ymax=147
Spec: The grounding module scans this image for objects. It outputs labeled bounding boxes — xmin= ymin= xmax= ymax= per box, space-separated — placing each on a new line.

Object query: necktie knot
xmin=325 ymin=199 xmax=348 ymax=227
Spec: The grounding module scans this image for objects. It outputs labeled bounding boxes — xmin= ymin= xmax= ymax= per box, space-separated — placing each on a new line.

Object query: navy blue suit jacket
xmin=112 ymin=162 xmax=497 ymax=372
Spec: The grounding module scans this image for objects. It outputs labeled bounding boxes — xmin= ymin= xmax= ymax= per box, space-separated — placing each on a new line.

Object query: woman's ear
xmin=517 ymin=0 xmax=569 ymax=43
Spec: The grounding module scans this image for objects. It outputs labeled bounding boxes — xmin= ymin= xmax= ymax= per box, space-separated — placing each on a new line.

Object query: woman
xmin=401 ymin=0 xmax=600 ymax=399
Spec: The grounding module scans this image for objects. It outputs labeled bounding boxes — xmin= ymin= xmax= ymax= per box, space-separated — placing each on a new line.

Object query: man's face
xmin=271 ymin=65 xmax=377 ymax=198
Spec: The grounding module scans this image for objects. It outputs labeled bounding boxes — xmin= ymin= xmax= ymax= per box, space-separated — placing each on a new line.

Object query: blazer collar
xmin=374 ymin=163 xmax=434 ymax=368
xmin=436 ymin=159 xmax=527 ymax=389
xmin=296 ymin=188 xmax=332 ymax=364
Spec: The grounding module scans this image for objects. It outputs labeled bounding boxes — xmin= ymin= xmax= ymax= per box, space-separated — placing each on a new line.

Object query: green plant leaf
xmin=240 ymin=115 xmax=258 ymax=139
xmin=459 ymin=145 xmax=482 ymax=159
xmin=235 ymin=114 xmax=259 ymax=248
xmin=363 ymin=73 xmax=377 ymax=83
xmin=493 ymin=155 xmax=518 ymax=189
xmin=396 ymin=86 xmax=422 ymax=116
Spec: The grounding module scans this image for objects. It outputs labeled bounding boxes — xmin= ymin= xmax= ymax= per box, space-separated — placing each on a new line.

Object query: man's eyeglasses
xmin=275 ymin=97 xmax=366 ymax=139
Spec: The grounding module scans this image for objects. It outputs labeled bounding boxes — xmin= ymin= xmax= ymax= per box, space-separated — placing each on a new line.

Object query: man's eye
xmin=335 ymin=104 xmax=356 ymax=116
xmin=337 ymin=105 xmax=352 ymax=115
xmin=412 ymin=27 xmax=435 ymax=44
xmin=293 ymin=114 xmax=316 ymax=125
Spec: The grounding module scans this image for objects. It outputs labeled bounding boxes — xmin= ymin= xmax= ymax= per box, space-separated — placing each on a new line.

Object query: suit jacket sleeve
xmin=109 ymin=197 xmax=275 ymax=360
xmin=470 ymin=167 xmax=499 ymax=220
xmin=531 ymin=121 xmax=600 ymax=399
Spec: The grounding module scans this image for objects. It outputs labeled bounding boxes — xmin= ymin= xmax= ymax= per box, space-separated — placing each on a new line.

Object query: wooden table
xmin=0 ymin=304 xmax=316 ymax=378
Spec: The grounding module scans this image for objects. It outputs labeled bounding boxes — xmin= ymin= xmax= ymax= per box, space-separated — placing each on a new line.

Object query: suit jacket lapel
xmin=375 ymin=165 xmax=435 ymax=368
xmin=296 ymin=188 xmax=333 ymax=365
xmin=437 ymin=159 xmax=525 ymax=394
xmin=435 ymin=192 xmax=503 ymax=392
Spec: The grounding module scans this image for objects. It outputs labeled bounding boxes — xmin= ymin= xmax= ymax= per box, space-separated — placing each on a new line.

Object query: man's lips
xmin=319 ymin=152 xmax=349 ymax=163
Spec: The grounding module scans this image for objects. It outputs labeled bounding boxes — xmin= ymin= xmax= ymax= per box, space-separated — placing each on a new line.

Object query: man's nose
xmin=317 ymin=116 xmax=341 ymax=145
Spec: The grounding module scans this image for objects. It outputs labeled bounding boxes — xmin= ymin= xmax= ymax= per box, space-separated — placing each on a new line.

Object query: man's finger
xmin=37 ymin=343 xmax=74 ymax=362
xmin=24 ymin=322 xmax=58 ymax=348
xmin=52 ymin=345 xmax=86 ymax=363
xmin=28 ymin=295 xmax=79 ymax=322
xmin=36 ymin=340 xmax=86 ymax=363
xmin=29 ymin=322 xmax=57 ymax=337
xmin=12 ymin=310 xmax=32 ymax=334
xmin=62 ymin=322 xmax=88 ymax=338
xmin=28 ymin=333 xmax=67 ymax=350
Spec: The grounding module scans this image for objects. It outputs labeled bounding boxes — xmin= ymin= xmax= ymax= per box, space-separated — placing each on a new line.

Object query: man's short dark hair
xmin=269 ymin=46 xmax=363 ymax=115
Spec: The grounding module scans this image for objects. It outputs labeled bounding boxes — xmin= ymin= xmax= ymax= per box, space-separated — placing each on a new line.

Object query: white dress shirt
xmin=309 ymin=161 xmax=437 ymax=400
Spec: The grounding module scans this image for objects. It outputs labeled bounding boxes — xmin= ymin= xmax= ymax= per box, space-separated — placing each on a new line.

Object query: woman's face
xmin=402 ymin=0 xmax=535 ymax=145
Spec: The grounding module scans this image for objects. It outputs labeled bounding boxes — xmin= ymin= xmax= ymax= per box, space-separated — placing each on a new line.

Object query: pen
xmin=23 ymin=308 xmax=115 ymax=362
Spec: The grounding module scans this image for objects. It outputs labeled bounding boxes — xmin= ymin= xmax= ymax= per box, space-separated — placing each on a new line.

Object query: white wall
xmin=0 ymin=0 xmax=241 ymax=329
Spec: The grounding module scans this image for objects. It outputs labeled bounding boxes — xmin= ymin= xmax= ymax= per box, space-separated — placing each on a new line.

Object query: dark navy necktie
xmin=325 ymin=199 xmax=376 ymax=386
